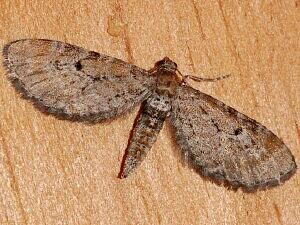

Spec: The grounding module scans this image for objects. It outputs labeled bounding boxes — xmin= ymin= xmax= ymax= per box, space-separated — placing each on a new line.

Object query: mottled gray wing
xmin=170 ymin=85 xmax=296 ymax=192
xmin=3 ymin=39 xmax=155 ymax=121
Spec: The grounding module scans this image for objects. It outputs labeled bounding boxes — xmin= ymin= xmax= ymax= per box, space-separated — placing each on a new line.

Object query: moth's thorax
xmin=155 ymin=71 xmax=180 ymax=96
xmin=154 ymin=57 xmax=181 ymax=96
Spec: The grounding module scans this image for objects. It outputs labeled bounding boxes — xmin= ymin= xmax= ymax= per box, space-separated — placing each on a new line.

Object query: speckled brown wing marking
xmin=3 ymin=39 xmax=155 ymax=121
xmin=170 ymin=85 xmax=297 ymax=192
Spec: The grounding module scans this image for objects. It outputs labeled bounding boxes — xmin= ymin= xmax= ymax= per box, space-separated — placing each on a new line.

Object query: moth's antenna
xmin=186 ymin=74 xmax=231 ymax=82
xmin=176 ymin=69 xmax=231 ymax=84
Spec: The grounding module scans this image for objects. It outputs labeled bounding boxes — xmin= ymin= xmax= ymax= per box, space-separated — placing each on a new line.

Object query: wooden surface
xmin=0 ymin=1 xmax=299 ymax=224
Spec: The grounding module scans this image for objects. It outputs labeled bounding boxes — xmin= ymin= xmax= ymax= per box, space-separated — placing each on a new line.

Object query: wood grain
xmin=0 ymin=0 xmax=299 ymax=224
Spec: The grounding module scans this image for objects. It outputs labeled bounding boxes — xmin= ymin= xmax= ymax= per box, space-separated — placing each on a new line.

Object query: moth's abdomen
xmin=120 ymin=92 xmax=171 ymax=178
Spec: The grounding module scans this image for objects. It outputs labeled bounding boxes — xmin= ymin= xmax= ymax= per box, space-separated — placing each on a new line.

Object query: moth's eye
xmin=156 ymin=60 xmax=164 ymax=66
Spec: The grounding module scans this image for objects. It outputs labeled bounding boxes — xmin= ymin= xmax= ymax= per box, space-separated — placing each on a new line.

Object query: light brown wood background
xmin=0 ymin=0 xmax=299 ymax=224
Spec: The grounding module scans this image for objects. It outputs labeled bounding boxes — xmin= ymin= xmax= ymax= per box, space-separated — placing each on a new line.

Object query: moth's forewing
xmin=170 ymin=85 xmax=296 ymax=191
xmin=3 ymin=39 xmax=155 ymax=122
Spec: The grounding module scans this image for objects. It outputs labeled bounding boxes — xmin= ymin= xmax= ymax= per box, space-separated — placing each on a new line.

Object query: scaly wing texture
xmin=170 ymin=85 xmax=296 ymax=192
xmin=3 ymin=39 xmax=155 ymax=121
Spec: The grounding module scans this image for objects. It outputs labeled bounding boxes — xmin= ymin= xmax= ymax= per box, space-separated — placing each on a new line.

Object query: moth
xmin=2 ymin=39 xmax=297 ymax=192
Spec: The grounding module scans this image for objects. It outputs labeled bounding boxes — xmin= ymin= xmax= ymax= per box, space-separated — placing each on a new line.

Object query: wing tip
xmin=2 ymin=41 xmax=13 ymax=74
xmin=241 ymin=162 xmax=297 ymax=193
xmin=2 ymin=39 xmax=28 ymax=79
xmin=182 ymin=150 xmax=297 ymax=193
xmin=2 ymin=39 xmax=28 ymax=58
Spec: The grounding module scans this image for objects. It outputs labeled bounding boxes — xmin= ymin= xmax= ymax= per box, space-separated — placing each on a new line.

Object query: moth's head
xmin=155 ymin=57 xmax=177 ymax=73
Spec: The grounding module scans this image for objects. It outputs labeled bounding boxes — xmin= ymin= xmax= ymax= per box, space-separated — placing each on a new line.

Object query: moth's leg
xmin=119 ymin=92 xmax=171 ymax=178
